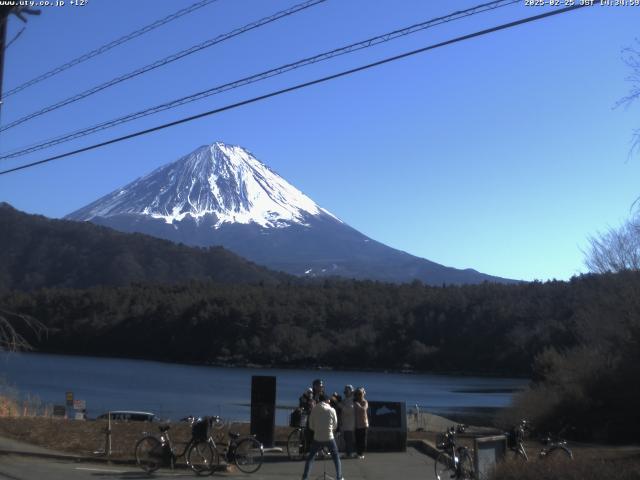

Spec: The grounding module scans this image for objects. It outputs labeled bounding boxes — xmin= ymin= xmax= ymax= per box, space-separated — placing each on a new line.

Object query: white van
xmin=96 ymin=411 xmax=156 ymax=422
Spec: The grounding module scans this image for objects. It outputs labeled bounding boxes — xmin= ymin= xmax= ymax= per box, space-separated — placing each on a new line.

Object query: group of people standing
xmin=298 ymin=379 xmax=369 ymax=480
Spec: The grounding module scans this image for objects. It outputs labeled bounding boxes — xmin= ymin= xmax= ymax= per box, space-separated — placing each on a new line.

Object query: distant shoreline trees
xmin=0 ymin=272 xmax=634 ymax=375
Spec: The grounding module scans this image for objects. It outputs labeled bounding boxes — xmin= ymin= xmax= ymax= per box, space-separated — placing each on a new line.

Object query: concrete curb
xmin=407 ymin=439 xmax=441 ymax=460
xmin=0 ymin=447 xmax=234 ymax=473
xmin=0 ymin=448 xmax=137 ymax=465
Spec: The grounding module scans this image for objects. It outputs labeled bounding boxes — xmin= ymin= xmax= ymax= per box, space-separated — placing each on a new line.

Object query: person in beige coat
xmin=353 ymin=387 xmax=369 ymax=459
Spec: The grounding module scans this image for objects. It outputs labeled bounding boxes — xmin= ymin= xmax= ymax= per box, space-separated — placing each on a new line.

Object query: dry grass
xmin=0 ymin=417 xmax=191 ymax=458
xmin=490 ymin=455 xmax=640 ymax=480
xmin=0 ymin=416 xmax=294 ymax=460
xmin=408 ymin=424 xmax=640 ymax=480
xmin=2 ymin=405 xmax=639 ymax=480
xmin=0 ymin=396 xmax=20 ymax=417
xmin=0 ymin=388 xmax=50 ymax=417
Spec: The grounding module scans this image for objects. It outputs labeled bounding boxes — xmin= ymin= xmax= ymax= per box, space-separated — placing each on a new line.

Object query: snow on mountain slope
xmin=68 ymin=142 xmax=339 ymax=229
xmin=66 ymin=140 xmax=515 ymax=285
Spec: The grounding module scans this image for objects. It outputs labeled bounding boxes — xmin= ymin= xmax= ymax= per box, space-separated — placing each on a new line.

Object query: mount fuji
xmin=66 ymin=141 xmax=510 ymax=285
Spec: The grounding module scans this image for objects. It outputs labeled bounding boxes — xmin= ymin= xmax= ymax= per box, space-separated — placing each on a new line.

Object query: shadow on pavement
xmin=89 ymin=473 xmax=155 ymax=479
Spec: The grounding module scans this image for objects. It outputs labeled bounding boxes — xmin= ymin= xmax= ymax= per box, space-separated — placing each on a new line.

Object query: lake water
xmin=0 ymin=352 xmax=527 ymax=424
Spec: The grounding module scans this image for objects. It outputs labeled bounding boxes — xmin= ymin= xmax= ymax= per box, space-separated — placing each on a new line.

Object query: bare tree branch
xmin=615 ymin=40 xmax=640 ymax=159
xmin=632 ymin=127 xmax=640 ymax=160
xmin=584 ymin=215 xmax=640 ymax=273
xmin=616 ymin=40 xmax=640 ymax=109
xmin=0 ymin=308 xmax=46 ymax=352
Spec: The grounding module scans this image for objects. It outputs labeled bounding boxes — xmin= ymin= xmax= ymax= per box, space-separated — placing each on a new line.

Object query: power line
xmin=0 ymin=3 xmax=592 ymax=177
xmin=0 ymin=0 xmax=520 ymax=161
xmin=0 ymin=0 xmax=326 ymax=134
xmin=4 ymin=25 xmax=25 ymax=50
xmin=0 ymin=0 xmax=219 ymax=101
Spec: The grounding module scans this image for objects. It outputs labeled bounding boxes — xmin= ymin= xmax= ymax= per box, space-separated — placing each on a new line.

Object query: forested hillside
xmin=4 ymin=272 xmax=636 ymax=377
xmin=0 ymin=203 xmax=286 ymax=289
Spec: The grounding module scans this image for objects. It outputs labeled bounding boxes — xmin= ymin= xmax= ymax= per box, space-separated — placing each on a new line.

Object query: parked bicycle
xmin=287 ymin=425 xmax=342 ymax=462
xmin=287 ymin=424 xmax=309 ymax=460
xmin=134 ymin=419 xmax=213 ymax=474
xmin=187 ymin=416 xmax=264 ymax=474
xmin=435 ymin=424 xmax=475 ymax=480
xmin=507 ymin=419 xmax=573 ymax=461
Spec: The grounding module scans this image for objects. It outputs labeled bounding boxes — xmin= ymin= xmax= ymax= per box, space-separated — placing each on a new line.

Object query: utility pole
xmin=0 ymin=6 xmax=40 ymax=120
xmin=0 ymin=6 xmax=13 ymax=118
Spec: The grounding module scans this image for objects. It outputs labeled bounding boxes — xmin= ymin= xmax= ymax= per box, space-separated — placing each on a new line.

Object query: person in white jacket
xmin=301 ymin=394 xmax=344 ymax=480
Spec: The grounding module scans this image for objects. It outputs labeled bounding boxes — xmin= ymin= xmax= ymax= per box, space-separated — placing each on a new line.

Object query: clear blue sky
xmin=1 ymin=0 xmax=639 ymax=281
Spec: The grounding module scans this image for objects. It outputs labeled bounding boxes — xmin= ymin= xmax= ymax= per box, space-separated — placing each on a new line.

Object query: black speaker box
xmin=250 ymin=375 xmax=276 ymax=447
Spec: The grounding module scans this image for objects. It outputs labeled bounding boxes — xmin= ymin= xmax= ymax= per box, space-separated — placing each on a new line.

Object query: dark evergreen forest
xmin=1 ymin=278 xmax=572 ymax=373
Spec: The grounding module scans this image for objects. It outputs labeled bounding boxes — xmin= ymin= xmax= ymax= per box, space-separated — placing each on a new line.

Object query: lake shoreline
xmin=1 ymin=351 xmax=527 ymax=423
xmin=31 ymin=348 xmax=531 ymax=380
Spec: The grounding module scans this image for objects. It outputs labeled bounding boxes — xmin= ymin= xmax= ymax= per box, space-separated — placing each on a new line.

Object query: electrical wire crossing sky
xmin=0 ymin=0 xmax=639 ymax=282
xmin=0 ymin=0 xmax=522 ymax=161
xmin=0 ymin=3 xmax=591 ymax=175
xmin=0 ymin=0 xmax=220 ymax=100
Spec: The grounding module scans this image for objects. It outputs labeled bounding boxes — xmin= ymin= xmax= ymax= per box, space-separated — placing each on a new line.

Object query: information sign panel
xmin=53 ymin=405 xmax=66 ymax=417
xmin=366 ymin=401 xmax=407 ymax=451
xmin=474 ymin=435 xmax=507 ymax=480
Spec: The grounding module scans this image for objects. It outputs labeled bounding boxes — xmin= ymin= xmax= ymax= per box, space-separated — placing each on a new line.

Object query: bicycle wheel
xmin=458 ymin=448 xmax=475 ymax=479
xmin=435 ymin=452 xmax=454 ymax=480
xmin=513 ymin=443 xmax=529 ymax=461
xmin=187 ymin=440 xmax=218 ymax=475
xmin=211 ymin=418 xmax=226 ymax=444
xmin=287 ymin=428 xmax=305 ymax=460
xmin=544 ymin=446 xmax=573 ymax=460
xmin=234 ymin=437 xmax=264 ymax=473
xmin=135 ymin=436 xmax=162 ymax=473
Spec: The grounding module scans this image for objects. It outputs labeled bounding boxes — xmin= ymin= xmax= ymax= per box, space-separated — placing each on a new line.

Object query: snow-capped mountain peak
xmin=68 ymin=141 xmax=340 ymax=229
xmin=65 ymin=140 xmax=513 ymax=285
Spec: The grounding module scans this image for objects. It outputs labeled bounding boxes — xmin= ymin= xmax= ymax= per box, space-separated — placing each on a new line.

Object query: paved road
xmin=0 ymin=449 xmax=436 ymax=480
